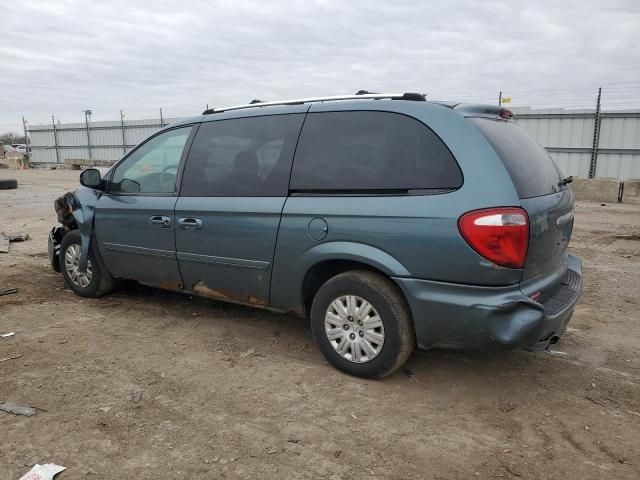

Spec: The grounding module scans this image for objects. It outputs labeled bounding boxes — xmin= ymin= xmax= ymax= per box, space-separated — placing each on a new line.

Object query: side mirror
xmin=79 ymin=168 xmax=104 ymax=190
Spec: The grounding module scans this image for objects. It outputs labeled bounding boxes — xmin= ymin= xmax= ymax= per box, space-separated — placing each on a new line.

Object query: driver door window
xmin=111 ymin=126 xmax=192 ymax=193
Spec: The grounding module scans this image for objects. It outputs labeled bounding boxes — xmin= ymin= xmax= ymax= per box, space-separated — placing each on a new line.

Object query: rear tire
xmin=310 ymin=270 xmax=415 ymax=378
xmin=59 ymin=230 xmax=114 ymax=297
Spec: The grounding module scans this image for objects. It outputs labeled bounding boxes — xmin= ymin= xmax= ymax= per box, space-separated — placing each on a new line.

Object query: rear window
xmin=290 ymin=111 xmax=462 ymax=192
xmin=471 ymin=118 xmax=563 ymax=199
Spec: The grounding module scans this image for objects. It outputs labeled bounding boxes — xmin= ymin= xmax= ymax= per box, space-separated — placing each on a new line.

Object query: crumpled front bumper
xmin=48 ymin=225 xmax=64 ymax=273
xmin=394 ymin=254 xmax=583 ymax=351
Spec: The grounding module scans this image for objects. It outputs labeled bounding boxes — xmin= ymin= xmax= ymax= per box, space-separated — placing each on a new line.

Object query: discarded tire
xmin=0 ymin=179 xmax=18 ymax=190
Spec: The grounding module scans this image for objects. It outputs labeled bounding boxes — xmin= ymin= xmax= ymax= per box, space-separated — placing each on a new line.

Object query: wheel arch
xmin=297 ymin=242 xmax=412 ymax=317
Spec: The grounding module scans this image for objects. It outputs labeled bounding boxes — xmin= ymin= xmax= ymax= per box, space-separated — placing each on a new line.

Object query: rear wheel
xmin=59 ymin=230 xmax=114 ymax=297
xmin=310 ymin=270 xmax=415 ymax=378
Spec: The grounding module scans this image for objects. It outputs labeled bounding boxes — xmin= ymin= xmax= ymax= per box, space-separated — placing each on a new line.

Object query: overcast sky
xmin=1 ymin=0 xmax=639 ymax=132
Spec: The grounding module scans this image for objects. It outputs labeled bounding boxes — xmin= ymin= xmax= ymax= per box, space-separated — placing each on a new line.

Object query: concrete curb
xmin=64 ymin=158 xmax=117 ymax=169
xmin=570 ymin=178 xmax=621 ymax=203
xmin=621 ymin=179 xmax=640 ymax=205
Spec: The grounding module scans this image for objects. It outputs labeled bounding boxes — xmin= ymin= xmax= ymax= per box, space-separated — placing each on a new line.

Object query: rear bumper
xmin=394 ymin=254 xmax=583 ymax=351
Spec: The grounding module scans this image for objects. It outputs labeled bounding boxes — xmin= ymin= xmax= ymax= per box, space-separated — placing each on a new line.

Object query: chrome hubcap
xmin=324 ymin=295 xmax=385 ymax=363
xmin=64 ymin=243 xmax=93 ymax=288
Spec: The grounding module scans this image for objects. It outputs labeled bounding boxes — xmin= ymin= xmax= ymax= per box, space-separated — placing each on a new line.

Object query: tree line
xmin=0 ymin=132 xmax=27 ymax=145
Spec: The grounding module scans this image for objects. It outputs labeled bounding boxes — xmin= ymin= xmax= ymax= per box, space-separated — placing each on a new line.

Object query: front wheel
xmin=310 ymin=270 xmax=415 ymax=378
xmin=59 ymin=230 xmax=114 ymax=297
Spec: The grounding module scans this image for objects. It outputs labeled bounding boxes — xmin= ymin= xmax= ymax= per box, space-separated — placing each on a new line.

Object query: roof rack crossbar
xmin=202 ymin=92 xmax=421 ymax=114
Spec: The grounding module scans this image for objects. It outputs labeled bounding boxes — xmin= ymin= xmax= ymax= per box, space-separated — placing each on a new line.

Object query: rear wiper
xmin=558 ymin=176 xmax=573 ymax=187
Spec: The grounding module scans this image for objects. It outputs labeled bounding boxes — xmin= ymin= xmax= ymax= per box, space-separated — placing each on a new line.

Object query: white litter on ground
xmin=18 ymin=463 xmax=66 ymax=480
xmin=0 ymin=401 xmax=36 ymax=416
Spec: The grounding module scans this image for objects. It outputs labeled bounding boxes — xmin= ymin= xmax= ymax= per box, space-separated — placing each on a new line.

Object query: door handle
xmin=149 ymin=215 xmax=171 ymax=228
xmin=178 ymin=217 xmax=203 ymax=230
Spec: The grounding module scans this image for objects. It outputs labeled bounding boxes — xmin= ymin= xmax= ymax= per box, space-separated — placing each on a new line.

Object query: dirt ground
xmin=1 ymin=169 xmax=639 ymax=480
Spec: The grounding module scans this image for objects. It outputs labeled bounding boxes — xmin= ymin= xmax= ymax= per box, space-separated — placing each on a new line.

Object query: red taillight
xmin=458 ymin=207 xmax=529 ymax=269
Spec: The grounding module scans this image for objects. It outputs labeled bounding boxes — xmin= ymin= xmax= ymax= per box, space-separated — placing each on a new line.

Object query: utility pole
xmin=498 ymin=91 xmax=502 ymax=106
xmin=120 ymin=110 xmax=127 ymax=155
xmin=159 ymin=107 xmax=164 ymax=127
xmin=589 ymin=87 xmax=602 ymax=179
xmin=83 ymin=109 xmax=93 ymax=160
xmin=52 ymin=115 xmax=60 ymax=164
xmin=22 ymin=116 xmax=29 ymax=151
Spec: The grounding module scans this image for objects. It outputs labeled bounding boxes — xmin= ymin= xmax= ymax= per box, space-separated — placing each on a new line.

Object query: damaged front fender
xmin=54 ymin=186 xmax=101 ymax=273
xmin=72 ymin=187 xmax=101 ymax=272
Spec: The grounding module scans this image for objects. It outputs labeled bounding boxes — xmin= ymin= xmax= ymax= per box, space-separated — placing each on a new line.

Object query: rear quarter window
xmin=470 ymin=118 xmax=563 ymax=199
xmin=290 ymin=111 xmax=462 ymax=192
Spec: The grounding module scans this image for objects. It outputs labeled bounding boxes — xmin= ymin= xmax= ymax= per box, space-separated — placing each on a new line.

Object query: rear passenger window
xmin=181 ymin=114 xmax=305 ymax=196
xmin=290 ymin=111 xmax=462 ymax=192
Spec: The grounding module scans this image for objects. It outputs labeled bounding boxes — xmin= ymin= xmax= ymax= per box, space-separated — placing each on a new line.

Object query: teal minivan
xmin=49 ymin=92 xmax=582 ymax=378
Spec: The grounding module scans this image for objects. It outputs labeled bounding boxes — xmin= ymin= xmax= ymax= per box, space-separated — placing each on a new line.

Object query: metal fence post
xmin=589 ymin=87 xmax=602 ymax=179
xmin=83 ymin=109 xmax=93 ymax=160
xmin=51 ymin=115 xmax=60 ymax=163
xmin=120 ymin=110 xmax=127 ymax=155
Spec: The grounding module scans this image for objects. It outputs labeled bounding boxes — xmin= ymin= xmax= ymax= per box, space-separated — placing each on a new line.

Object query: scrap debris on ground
xmin=18 ymin=463 xmax=66 ymax=480
xmin=2 ymin=232 xmax=30 ymax=242
xmin=0 ymin=231 xmax=29 ymax=253
xmin=0 ymin=401 xmax=37 ymax=416
xmin=614 ymin=232 xmax=640 ymax=241
xmin=0 ymin=354 xmax=22 ymax=362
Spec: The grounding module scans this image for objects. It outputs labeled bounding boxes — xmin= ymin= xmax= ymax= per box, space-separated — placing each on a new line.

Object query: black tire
xmin=59 ymin=230 xmax=115 ymax=297
xmin=0 ymin=178 xmax=18 ymax=189
xmin=310 ymin=270 xmax=415 ymax=378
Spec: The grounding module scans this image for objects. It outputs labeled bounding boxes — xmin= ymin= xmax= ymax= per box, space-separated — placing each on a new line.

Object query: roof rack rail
xmin=202 ymin=92 xmax=426 ymax=115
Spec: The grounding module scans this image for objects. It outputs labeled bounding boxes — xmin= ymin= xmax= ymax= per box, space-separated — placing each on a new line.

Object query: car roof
xmin=160 ymin=97 xmax=512 ymax=132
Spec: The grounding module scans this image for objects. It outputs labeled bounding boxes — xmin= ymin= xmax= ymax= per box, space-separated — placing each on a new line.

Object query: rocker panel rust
xmin=192 ymin=280 xmax=266 ymax=306
xmin=157 ymin=281 xmax=184 ymax=291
